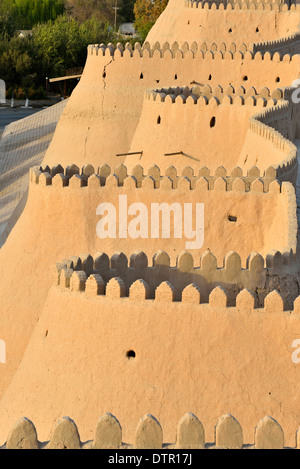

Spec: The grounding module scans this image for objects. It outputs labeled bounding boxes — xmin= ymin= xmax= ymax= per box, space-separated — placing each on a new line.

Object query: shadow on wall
xmin=57 ymin=249 xmax=300 ymax=310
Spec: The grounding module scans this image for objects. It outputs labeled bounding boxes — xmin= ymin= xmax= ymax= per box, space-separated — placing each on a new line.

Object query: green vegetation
xmin=0 ymin=0 xmax=168 ymax=99
xmin=0 ymin=0 xmax=65 ymax=30
xmin=134 ymin=0 xmax=168 ymax=41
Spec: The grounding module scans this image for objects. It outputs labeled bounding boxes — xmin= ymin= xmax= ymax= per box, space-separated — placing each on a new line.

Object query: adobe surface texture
xmin=0 ymin=0 xmax=299 ymax=449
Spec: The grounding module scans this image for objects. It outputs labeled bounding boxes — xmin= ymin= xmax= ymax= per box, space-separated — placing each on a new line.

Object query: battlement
xmin=253 ymin=31 xmax=300 ymax=55
xmin=27 ymin=164 xmax=296 ymax=266
xmin=56 ymin=246 xmax=298 ymax=308
xmin=248 ymin=98 xmax=298 ymax=176
xmin=87 ymin=41 xmax=297 ymax=62
xmin=185 ymin=0 xmax=297 ymax=11
xmin=129 ymin=82 xmax=297 ymax=180
xmin=0 ymin=0 xmax=300 ymax=449
xmin=30 ymin=162 xmax=288 ymax=191
xmin=145 ymin=83 xmax=282 ymax=105
xmin=1 ymin=413 xmax=296 ymax=449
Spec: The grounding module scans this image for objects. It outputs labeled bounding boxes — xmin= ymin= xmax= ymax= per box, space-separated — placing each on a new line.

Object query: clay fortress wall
xmin=147 ymin=0 xmax=300 ymax=48
xmin=126 ymin=84 xmax=299 ymax=176
xmin=1 ymin=248 xmax=300 ymax=445
xmin=0 ymin=0 xmax=299 ymax=449
xmin=43 ymin=41 xmax=300 ymax=169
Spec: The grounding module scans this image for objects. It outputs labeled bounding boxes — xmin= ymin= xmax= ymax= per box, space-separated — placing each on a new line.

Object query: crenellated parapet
xmin=145 ymin=83 xmax=282 ymax=105
xmin=56 ymin=247 xmax=298 ymax=308
xmin=87 ymin=41 xmax=296 ymax=61
xmin=2 ymin=412 xmax=295 ymax=449
xmin=252 ymin=31 xmax=300 ymax=55
xmin=185 ymin=0 xmax=297 ymax=11
xmin=30 ymin=162 xmax=291 ymax=191
xmin=248 ymin=95 xmax=298 ymax=179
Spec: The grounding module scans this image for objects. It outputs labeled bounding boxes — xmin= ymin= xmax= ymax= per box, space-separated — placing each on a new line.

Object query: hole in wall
xmin=157 ymin=115 xmax=161 ymax=124
xmin=174 ymin=74 xmax=178 ymax=80
xmin=243 ymin=76 xmax=248 ymax=81
xmin=210 ymin=116 xmax=216 ymax=127
xmin=156 ymin=79 xmax=160 ymax=83
xmin=187 ymin=20 xmax=190 ymax=25
xmin=126 ymin=350 xmax=136 ymax=359
xmin=102 ymin=71 xmax=106 ymax=78
xmin=208 ymin=74 xmax=212 ymax=80
xmin=228 ymin=215 xmax=237 ymax=222
xmin=256 ymin=27 xmax=259 ymax=33
xmin=275 ymin=76 xmax=280 ymax=83
xmin=140 ymin=72 xmax=143 ymax=79
xmin=228 ymin=28 xmax=232 ymax=33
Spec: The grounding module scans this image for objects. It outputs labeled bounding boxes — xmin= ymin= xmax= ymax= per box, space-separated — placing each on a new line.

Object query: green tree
xmin=65 ymin=0 xmax=116 ymax=23
xmin=119 ymin=0 xmax=135 ymax=23
xmin=65 ymin=0 xmax=136 ymax=25
xmin=31 ymin=14 xmax=114 ymax=79
xmin=11 ymin=0 xmax=65 ymax=30
xmin=0 ymin=0 xmax=17 ymax=37
xmin=0 ymin=35 xmax=35 ymax=90
xmin=134 ymin=0 xmax=168 ymax=41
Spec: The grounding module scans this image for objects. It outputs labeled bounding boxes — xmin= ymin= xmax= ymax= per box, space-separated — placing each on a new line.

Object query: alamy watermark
xmin=292 ymin=339 xmax=300 ymax=364
xmin=96 ymin=195 xmax=204 ymax=249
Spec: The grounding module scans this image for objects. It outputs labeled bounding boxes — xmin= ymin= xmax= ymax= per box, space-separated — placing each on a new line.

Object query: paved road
xmin=0 ymin=107 xmax=45 ymax=132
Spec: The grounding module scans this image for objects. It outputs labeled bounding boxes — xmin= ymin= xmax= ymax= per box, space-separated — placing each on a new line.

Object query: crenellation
xmin=29 ymin=166 xmax=41 ymax=184
xmin=186 ymin=0 xmax=297 ymax=12
xmin=175 ymin=413 xmax=205 ymax=449
xmin=106 ymin=277 xmax=127 ymax=298
xmin=66 ymin=164 xmax=80 ymax=178
xmin=47 ymin=417 xmax=81 ymax=450
xmin=134 ymin=415 xmax=163 ymax=450
xmin=235 ymin=288 xmax=256 ymax=309
xmin=39 ymin=171 xmax=52 ymax=186
xmin=87 ymin=41 xmax=299 ymax=60
xmin=57 ymin=263 xmax=300 ymax=312
xmin=69 ymin=174 xmax=86 ymax=188
xmin=129 ymin=279 xmax=150 ymax=300
xmin=70 ymin=270 xmax=87 ymax=292
xmin=85 ymin=274 xmax=105 ymax=296
xmin=2 ymin=413 xmax=300 ymax=449
xmin=94 ymin=252 xmax=110 ymax=276
xmin=181 ymin=283 xmax=201 ymax=304
xmin=56 ymin=245 xmax=299 ymax=310
xmin=6 ymin=418 xmax=39 ymax=450
xmin=254 ymin=416 xmax=284 ymax=449
xmin=93 ymin=413 xmax=122 ymax=449
xmin=177 ymin=250 xmax=194 ymax=272
xmin=32 ymin=162 xmax=287 ymax=191
xmin=215 ymin=414 xmax=243 ymax=449
xmin=264 ymin=289 xmax=284 ymax=312
xmin=209 ymin=285 xmax=228 ymax=307
xmin=146 ymin=83 xmax=286 ymax=108
xmin=60 ymin=268 xmax=73 ymax=288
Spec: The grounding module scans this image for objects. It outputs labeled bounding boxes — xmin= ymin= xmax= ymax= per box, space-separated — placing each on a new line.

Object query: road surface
xmin=0 ymin=107 xmax=44 ymax=132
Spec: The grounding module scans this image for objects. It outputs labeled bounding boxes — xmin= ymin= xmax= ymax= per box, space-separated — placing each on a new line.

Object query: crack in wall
xmin=84 ymin=126 xmax=90 ymax=160
xmin=100 ymin=58 xmax=115 ymax=119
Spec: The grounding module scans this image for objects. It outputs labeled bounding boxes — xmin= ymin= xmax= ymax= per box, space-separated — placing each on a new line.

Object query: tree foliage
xmin=0 ymin=0 xmax=150 ymax=97
xmin=134 ymin=0 xmax=168 ymax=40
xmin=32 ymin=15 xmax=114 ymax=78
xmin=0 ymin=0 xmax=17 ymax=36
xmin=0 ymin=13 xmax=133 ymax=96
xmin=65 ymin=0 xmax=135 ymax=23
xmin=2 ymin=0 xmax=65 ymax=30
